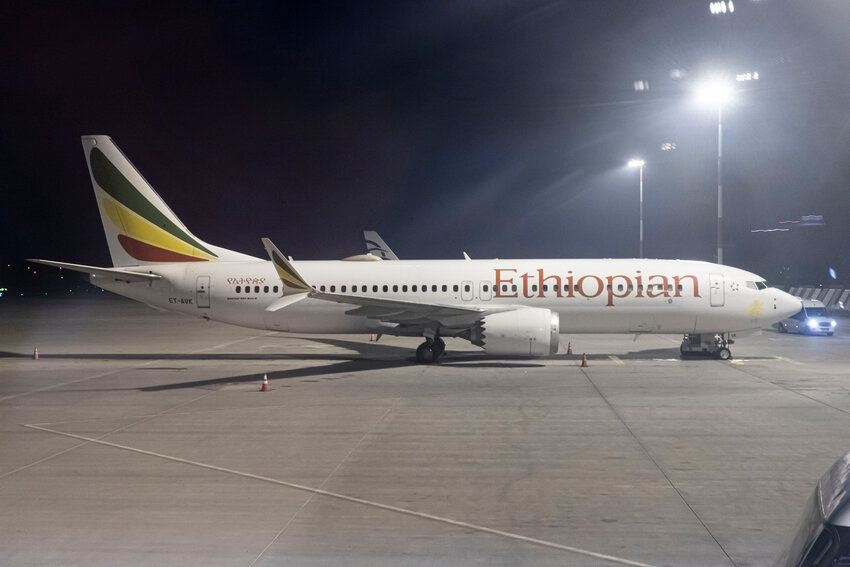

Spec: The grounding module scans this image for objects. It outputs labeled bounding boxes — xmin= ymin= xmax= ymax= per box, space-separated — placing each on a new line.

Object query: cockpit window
xmin=756 ymin=281 xmax=769 ymax=290
xmin=746 ymin=281 xmax=758 ymax=290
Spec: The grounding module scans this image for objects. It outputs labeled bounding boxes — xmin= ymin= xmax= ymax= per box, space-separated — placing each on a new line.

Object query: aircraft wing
xmin=27 ymin=259 xmax=162 ymax=283
xmin=261 ymin=238 xmax=508 ymax=330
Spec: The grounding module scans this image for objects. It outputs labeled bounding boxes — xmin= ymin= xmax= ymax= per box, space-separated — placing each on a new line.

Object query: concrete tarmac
xmin=2 ymin=294 xmax=849 ymax=566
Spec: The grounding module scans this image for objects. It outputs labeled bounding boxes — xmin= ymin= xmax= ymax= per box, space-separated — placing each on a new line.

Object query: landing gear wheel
xmin=433 ymin=337 xmax=446 ymax=359
xmin=716 ymin=347 xmax=732 ymax=360
xmin=416 ymin=342 xmax=436 ymax=364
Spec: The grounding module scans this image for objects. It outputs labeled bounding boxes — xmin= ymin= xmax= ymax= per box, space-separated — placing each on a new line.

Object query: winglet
xmin=261 ymin=238 xmax=313 ymax=293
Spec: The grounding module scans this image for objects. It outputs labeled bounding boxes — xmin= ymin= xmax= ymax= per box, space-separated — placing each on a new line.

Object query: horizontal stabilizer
xmin=27 ymin=259 xmax=162 ymax=283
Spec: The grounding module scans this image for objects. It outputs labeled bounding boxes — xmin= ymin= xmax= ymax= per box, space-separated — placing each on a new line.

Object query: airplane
xmin=30 ymin=135 xmax=801 ymax=363
xmin=363 ymin=231 xmax=472 ymax=261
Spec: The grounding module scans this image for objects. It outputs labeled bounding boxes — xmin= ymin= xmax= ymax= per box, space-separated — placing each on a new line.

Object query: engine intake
xmin=470 ymin=307 xmax=559 ymax=356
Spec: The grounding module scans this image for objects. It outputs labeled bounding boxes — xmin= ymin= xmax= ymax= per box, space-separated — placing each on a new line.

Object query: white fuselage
xmin=92 ymin=258 xmax=800 ymax=336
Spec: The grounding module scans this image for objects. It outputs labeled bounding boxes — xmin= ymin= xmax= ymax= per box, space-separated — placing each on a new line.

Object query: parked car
xmin=777 ymin=299 xmax=837 ymax=336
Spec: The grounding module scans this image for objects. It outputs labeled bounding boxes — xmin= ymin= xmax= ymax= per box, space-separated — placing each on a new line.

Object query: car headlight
xmin=807 ymin=319 xmax=818 ymax=329
xmin=831 ymin=320 xmax=837 ymax=327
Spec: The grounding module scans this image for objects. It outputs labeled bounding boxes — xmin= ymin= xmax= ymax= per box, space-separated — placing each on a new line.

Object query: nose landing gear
xmin=680 ymin=333 xmax=733 ymax=360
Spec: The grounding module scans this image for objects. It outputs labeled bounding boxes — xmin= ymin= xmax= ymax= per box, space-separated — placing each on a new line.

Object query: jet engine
xmin=469 ymin=307 xmax=560 ymax=356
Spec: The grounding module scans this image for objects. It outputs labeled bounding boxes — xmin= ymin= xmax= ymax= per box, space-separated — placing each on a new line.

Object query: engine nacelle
xmin=470 ymin=307 xmax=560 ymax=356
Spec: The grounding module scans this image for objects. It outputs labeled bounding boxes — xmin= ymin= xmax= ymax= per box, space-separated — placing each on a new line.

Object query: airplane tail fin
xmin=81 ymin=135 xmax=256 ymax=267
xmin=363 ymin=231 xmax=399 ymax=260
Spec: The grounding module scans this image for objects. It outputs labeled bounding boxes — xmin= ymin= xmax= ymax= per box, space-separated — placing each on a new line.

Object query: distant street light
xmin=628 ymin=159 xmax=646 ymax=259
xmin=696 ymin=77 xmax=734 ymax=264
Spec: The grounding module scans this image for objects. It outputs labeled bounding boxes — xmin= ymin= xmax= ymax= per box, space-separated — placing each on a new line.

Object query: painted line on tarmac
xmin=608 ymin=355 xmax=625 ymax=365
xmin=776 ymin=356 xmax=804 ymax=366
xmin=24 ymin=424 xmax=658 ymax=567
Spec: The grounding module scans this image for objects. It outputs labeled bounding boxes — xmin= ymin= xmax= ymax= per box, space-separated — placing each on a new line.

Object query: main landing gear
xmin=680 ymin=333 xmax=733 ymax=360
xmin=415 ymin=336 xmax=446 ymax=364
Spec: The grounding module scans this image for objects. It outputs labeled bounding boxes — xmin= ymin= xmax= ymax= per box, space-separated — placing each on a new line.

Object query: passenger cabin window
xmin=393 ymin=285 xmax=398 ymax=292
xmin=483 ymin=284 xmax=489 ymax=292
xmin=330 ymin=285 xmax=336 ymax=292
xmin=373 ymin=285 xmax=378 ymax=292
xmin=273 ymin=286 xmax=279 ymax=293
xmin=532 ymin=285 xmax=538 ymax=292
xmin=541 ymin=285 xmax=547 ymax=292
xmin=442 ymin=285 xmax=447 ymax=292
xmin=264 ymin=285 xmax=269 ymax=293
xmin=254 ymin=286 xmax=260 ymax=293
xmin=320 ymin=285 xmax=326 ymax=292
xmin=502 ymin=285 xmax=508 ymax=292
xmin=383 ymin=285 xmax=388 ymax=292
xmin=464 ymin=284 xmax=470 ymax=292
xmin=341 ymin=285 xmax=347 ymax=292
xmin=236 ymin=286 xmax=241 ymax=293
xmin=432 ymin=285 xmax=437 ymax=292
xmin=453 ymin=285 xmax=459 ymax=292
xmin=402 ymin=285 xmax=408 ymax=292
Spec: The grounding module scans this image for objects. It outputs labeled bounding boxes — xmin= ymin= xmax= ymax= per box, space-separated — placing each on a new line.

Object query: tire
xmin=415 ymin=342 xmax=435 ymax=363
xmin=433 ymin=337 xmax=446 ymax=359
xmin=716 ymin=347 xmax=731 ymax=360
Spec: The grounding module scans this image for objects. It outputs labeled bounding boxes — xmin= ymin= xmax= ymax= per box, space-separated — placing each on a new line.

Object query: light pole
xmin=696 ymin=78 xmax=733 ymax=265
xmin=628 ymin=159 xmax=645 ymax=258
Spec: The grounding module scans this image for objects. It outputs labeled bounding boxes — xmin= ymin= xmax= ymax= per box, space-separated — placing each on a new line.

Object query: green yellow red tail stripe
xmin=89 ymin=147 xmax=217 ymax=262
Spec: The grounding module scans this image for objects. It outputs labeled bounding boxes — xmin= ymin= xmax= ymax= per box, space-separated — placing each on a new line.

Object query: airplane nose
xmin=777 ymin=290 xmax=802 ymax=319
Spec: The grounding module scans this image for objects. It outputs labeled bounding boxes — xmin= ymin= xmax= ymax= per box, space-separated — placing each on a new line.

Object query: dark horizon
xmin=3 ymin=1 xmax=849 ymax=292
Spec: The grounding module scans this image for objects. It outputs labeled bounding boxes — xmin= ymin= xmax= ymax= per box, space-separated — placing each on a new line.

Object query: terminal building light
xmin=736 ymin=72 xmax=760 ymax=82
xmin=709 ymin=1 xmax=734 ymax=15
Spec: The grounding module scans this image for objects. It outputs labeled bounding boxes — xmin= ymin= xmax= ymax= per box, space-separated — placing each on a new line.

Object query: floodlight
xmin=695 ymin=77 xmax=734 ymax=109
xmin=627 ymin=159 xmax=645 ymax=168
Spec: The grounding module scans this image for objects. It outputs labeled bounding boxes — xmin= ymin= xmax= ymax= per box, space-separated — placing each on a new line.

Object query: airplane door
xmin=196 ymin=275 xmax=211 ymax=309
xmin=480 ymin=281 xmax=492 ymax=301
xmin=461 ymin=281 xmax=474 ymax=301
xmin=709 ymin=273 xmax=724 ymax=307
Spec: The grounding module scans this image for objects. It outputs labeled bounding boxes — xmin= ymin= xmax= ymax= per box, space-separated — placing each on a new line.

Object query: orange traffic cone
xmin=566 ymin=342 xmax=572 ymax=358
xmin=370 ymin=333 xmax=376 ymax=342
xmin=260 ymin=374 xmax=269 ymax=392
xmin=33 ymin=347 xmax=39 ymax=360
xmin=581 ymin=353 xmax=588 ymax=368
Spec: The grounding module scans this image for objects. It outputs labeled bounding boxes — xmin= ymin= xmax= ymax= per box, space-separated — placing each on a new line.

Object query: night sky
xmin=3 ymin=1 xmax=850 ymax=288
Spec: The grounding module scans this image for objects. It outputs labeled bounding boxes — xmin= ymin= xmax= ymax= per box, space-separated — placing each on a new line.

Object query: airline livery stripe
xmin=117 ymin=235 xmax=208 ymax=263
xmin=89 ymin=147 xmax=217 ymax=258
xmin=271 ymin=250 xmax=310 ymax=290
xmin=100 ymin=194 xmax=216 ymax=261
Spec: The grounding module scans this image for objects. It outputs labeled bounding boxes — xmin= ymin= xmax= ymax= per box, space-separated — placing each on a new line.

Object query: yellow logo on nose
xmin=749 ymin=301 xmax=764 ymax=317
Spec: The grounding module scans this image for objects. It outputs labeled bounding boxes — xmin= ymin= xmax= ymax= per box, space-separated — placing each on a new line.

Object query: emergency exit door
xmin=196 ymin=275 xmax=211 ymax=309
